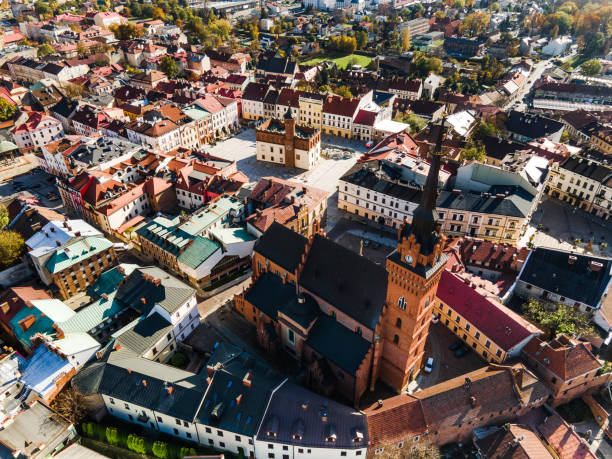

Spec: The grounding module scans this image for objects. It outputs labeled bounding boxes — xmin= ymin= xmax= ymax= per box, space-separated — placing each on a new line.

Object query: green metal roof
xmin=45 ymin=236 xmax=113 ymax=274
xmin=179 ymin=195 xmax=243 ymax=236
xmin=53 ymin=332 xmax=101 ymax=355
xmin=183 ymin=105 xmax=212 ymax=121
xmin=136 ymin=217 xmax=195 ymax=256
xmin=57 ymin=292 xmax=126 ymax=335
xmin=177 ymin=236 xmax=220 ymax=269
xmin=88 ymin=263 xmax=139 ymax=299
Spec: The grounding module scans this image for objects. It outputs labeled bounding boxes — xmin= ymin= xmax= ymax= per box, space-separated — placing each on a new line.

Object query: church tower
xmin=379 ymin=118 xmax=448 ymax=391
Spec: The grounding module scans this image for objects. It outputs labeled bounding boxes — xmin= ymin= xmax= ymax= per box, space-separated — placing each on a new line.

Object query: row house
xmin=436 ymin=186 xmax=536 ymax=245
xmin=7 ymin=57 xmax=89 ymax=85
xmin=387 ymin=78 xmax=422 ymax=100
xmin=12 ymin=111 xmax=64 ymax=152
xmin=246 ymin=177 xmax=329 ymax=238
xmin=95 ymin=183 xmax=151 ymax=234
xmin=43 ymin=235 xmax=117 ymax=299
xmin=546 ymin=156 xmax=612 ymax=220
xmin=206 ymin=49 xmax=251 ymax=73
xmin=73 ymin=337 xmax=367 ymax=459
xmin=70 ymin=105 xmax=127 ymax=136
xmin=435 ymin=270 xmax=542 ymax=364
xmin=126 ymin=117 xmax=182 ymax=153
xmin=513 ymin=247 xmax=612 ymax=321
xmin=241 ymin=82 xmax=269 ymax=120
xmin=560 ymin=110 xmax=600 ymax=145
xmin=533 ymin=79 xmax=612 ymax=112
xmin=25 ymin=219 xmax=103 ymax=286
xmin=322 ymin=95 xmax=361 ymax=139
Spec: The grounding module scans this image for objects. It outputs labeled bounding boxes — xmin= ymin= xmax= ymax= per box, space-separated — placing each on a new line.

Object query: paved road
xmin=197 ymin=278 xmax=251 ymax=319
xmin=503 ymin=58 xmax=553 ymax=112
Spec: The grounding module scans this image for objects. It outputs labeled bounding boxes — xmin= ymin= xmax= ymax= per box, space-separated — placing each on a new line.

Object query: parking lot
xmin=206 ymin=129 xmax=366 ymax=194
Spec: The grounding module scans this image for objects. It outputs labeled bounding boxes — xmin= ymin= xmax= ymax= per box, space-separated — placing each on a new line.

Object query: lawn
xmin=301 ymin=53 xmax=372 ymax=69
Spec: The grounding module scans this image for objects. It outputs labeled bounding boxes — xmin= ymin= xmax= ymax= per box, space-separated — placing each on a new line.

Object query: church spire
xmin=402 ymin=117 xmax=446 ymax=255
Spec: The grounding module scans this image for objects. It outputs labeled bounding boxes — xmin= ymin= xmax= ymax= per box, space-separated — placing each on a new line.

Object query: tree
xmin=401 ymin=28 xmax=411 ymax=51
xmin=152 ymin=441 xmax=167 ymax=459
xmin=333 ymin=86 xmax=353 ymax=98
xmin=0 ymin=205 xmax=8 ymax=229
xmin=460 ymin=142 xmax=486 ymax=162
xmin=395 ymin=113 xmax=426 ymax=133
xmin=37 ymin=43 xmax=55 ymax=57
xmin=109 ymin=22 xmax=142 ymax=40
xmin=472 ymin=121 xmax=497 ymax=141
xmin=34 ymin=0 xmax=51 ymax=17
xmin=77 ymin=42 xmax=88 ymax=58
xmin=318 ymin=84 xmax=332 ymax=93
xmin=413 ymin=55 xmax=443 ymax=78
xmin=160 ymin=55 xmax=179 ymax=79
xmin=461 ymin=11 xmax=491 ymax=37
xmin=581 ymin=59 xmax=602 ymax=76
xmin=50 ymin=388 xmax=86 ymax=424
xmin=63 ymin=82 xmax=87 ymax=99
xmin=355 ymin=30 xmax=368 ymax=50
xmin=0 ymin=99 xmax=15 ymax=122
xmin=0 ymin=230 xmax=23 ymax=268
xmin=523 ymin=299 xmax=594 ymax=337
xmin=152 ymin=6 xmax=165 ymax=20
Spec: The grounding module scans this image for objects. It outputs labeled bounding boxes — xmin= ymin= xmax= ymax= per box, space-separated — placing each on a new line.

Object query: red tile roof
xmin=437 ymin=270 xmax=542 ymax=351
xmin=323 ymin=94 xmax=360 ymax=118
xmin=353 ymin=110 xmax=377 ymax=126
xmin=522 ymin=335 xmax=602 ymax=381
xmin=537 ymin=412 xmax=596 ymax=459
xmin=365 ymin=395 xmax=426 ymax=445
xmin=0 ymin=285 xmax=52 ymax=324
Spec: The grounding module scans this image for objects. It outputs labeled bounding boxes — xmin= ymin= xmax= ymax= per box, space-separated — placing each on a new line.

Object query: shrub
xmin=127 ymin=434 xmax=147 ymax=455
xmin=179 ymin=447 xmax=197 ymax=459
xmin=169 ymin=352 xmax=189 ymax=369
xmin=153 ymin=441 xmax=168 ymax=459
xmin=106 ymin=427 xmax=121 ymax=446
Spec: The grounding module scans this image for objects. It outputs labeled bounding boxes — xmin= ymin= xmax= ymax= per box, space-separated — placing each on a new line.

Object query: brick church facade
xmin=234 ymin=120 xmax=449 ymax=405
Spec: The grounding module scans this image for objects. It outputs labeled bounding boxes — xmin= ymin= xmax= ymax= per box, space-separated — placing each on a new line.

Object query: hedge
xmin=80 ymin=422 xmax=197 ymax=459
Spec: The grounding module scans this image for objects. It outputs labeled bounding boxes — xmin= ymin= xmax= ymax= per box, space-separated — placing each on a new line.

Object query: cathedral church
xmin=234 ymin=121 xmax=449 ymax=405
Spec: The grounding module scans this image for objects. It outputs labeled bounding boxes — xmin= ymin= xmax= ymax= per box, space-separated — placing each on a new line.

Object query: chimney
xmin=167 ymin=386 xmax=173 ymax=394
xmin=141 ymin=297 xmax=146 ymax=304
xmin=589 ymin=261 xmax=603 ymax=272
xmin=470 ymin=396 xmax=476 ymax=407
xmin=377 ymin=399 xmax=383 ymax=409
xmin=114 ymin=343 xmax=121 ymax=350
xmin=568 ymin=255 xmax=577 ymax=264
xmin=236 ymin=394 xmax=242 ymax=405
xmin=142 ymin=380 xmax=147 ymax=387
xmin=101 ymin=293 xmax=109 ymax=300
xmin=127 ymin=369 xmax=132 ymax=373
xmin=243 ymin=371 xmax=252 ymax=387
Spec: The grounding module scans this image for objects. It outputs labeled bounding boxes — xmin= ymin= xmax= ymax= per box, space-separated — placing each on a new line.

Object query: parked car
xmin=450 ymin=340 xmax=462 ymax=351
xmin=424 ymin=357 xmax=434 ymax=374
xmin=455 ymin=346 xmax=468 ymax=358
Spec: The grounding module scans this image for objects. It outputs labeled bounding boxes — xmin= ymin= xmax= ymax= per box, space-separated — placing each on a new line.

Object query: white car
xmin=424 ymin=357 xmax=434 ymax=374
xmin=431 ymin=313 xmax=439 ymax=324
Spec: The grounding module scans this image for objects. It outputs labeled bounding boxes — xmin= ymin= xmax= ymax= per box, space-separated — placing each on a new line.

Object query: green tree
xmin=355 ymin=30 xmax=368 ymax=49
xmin=106 ymin=427 xmax=120 ymax=446
xmin=472 ymin=121 xmax=497 ymax=141
xmin=318 ymin=84 xmax=332 ymax=92
xmin=333 ymin=86 xmax=353 ymax=98
xmin=34 ymin=0 xmax=51 ymax=17
xmin=127 ymin=434 xmax=147 ymax=454
xmin=0 ymin=205 xmax=8 ymax=229
xmin=523 ymin=299 xmax=594 ymax=337
xmin=0 ymin=100 xmax=15 ymax=122
xmin=413 ymin=55 xmax=442 ymax=78
xmin=152 ymin=441 xmax=167 ymax=459
xmin=396 ymin=113 xmax=426 ymax=133
xmin=37 ymin=43 xmax=55 ymax=57
xmin=581 ymin=59 xmax=602 ymax=76
xmin=0 ymin=230 xmax=24 ymax=268
xmin=460 ymin=142 xmax=486 ymax=162
xmin=179 ymin=447 xmax=197 ymax=458
xmin=160 ymin=55 xmax=179 ymax=79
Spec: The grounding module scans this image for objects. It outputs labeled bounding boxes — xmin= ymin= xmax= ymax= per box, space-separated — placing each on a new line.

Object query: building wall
xmin=194 ymin=423 xmax=255 ymax=457
xmin=437 ymin=208 xmax=526 ymax=245
xmin=254 ymin=438 xmax=367 ymax=459
xmin=51 ymin=246 xmax=117 ymax=299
